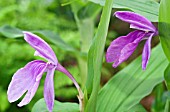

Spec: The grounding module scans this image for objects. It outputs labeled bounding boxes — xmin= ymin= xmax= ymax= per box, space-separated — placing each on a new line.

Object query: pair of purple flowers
xmin=7 ymin=11 xmax=157 ymax=112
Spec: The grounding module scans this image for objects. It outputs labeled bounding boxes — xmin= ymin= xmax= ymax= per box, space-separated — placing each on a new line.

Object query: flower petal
xmin=7 ymin=60 xmax=46 ymax=103
xmin=44 ymin=68 xmax=55 ymax=112
xmin=18 ymin=64 xmax=47 ymax=107
xmin=18 ymin=82 xmax=40 ymax=107
xmin=106 ymin=30 xmax=146 ymax=67
xmin=142 ymin=33 xmax=154 ymax=70
xmin=23 ymin=31 xmax=58 ymax=64
xmin=114 ymin=11 xmax=156 ymax=32
xmin=56 ymin=63 xmax=79 ymax=90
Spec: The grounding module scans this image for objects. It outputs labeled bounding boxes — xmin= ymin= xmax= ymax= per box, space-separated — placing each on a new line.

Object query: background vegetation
xmin=0 ymin=0 xmax=168 ymax=112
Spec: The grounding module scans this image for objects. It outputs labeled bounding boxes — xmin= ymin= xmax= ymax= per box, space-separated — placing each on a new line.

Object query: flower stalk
xmin=85 ymin=0 xmax=114 ymax=111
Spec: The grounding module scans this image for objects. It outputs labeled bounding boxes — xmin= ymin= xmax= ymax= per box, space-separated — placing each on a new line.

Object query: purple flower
xmin=106 ymin=11 xmax=158 ymax=70
xmin=7 ymin=32 xmax=83 ymax=112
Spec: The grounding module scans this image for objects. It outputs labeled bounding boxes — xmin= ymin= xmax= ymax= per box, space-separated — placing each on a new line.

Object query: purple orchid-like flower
xmin=106 ymin=11 xmax=158 ymax=70
xmin=7 ymin=32 xmax=83 ymax=112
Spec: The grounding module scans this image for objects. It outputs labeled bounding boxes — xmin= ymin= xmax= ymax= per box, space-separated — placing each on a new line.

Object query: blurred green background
xmin=0 ymin=0 xmax=164 ymax=112
xmin=0 ymin=0 xmax=81 ymax=111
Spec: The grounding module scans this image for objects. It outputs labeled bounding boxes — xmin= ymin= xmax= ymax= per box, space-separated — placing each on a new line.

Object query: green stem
xmin=85 ymin=0 xmax=114 ymax=111
xmin=71 ymin=1 xmax=98 ymax=88
xmin=77 ymin=18 xmax=94 ymax=88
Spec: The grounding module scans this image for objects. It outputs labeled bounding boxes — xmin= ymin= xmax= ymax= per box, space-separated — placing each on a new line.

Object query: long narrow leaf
xmin=71 ymin=1 xmax=101 ymax=88
xmin=165 ymin=99 xmax=170 ymax=112
xmin=0 ymin=25 xmax=23 ymax=38
xmin=89 ymin=0 xmax=159 ymax=22
xmin=85 ymin=0 xmax=114 ymax=111
xmin=0 ymin=25 xmax=79 ymax=54
xmin=164 ymin=64 xmax=170 ymax=90
xmin=159 ymin=0 xmax=170 ymax=62
xmin=33 ymin=30 xmax=77 ymax=52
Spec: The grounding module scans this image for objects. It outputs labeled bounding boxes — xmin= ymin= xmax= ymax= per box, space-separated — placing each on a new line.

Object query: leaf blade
xmin=97 ymin=44 xmax=168 ymax=112
xmin=89 ymin=0 xmax=159 ymax=22
xmin=32 ymin=99 xmax=79 ymax=112
xmin=85 ymin=0 xmax=114 ymax=111
xmin=159 ymin=0 xmax=170 ymax=62
xmin=164 ymin=64 xmax=170 ymax=90
xmin=0 ymin=25 xmax=23 ymax=38
xmin=126 ymin=104 xmax=147 ymax=112
xmin=33 ymin=30 xmax=76 ymax=52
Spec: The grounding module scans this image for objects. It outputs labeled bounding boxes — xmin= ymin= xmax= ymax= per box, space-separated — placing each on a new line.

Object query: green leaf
xmin=89 ymin=0 xmax=159 ymax=22
xmin=97 ymin=44 xmax=168 ymax=112
xmin=159 ymin=0 xmax=170 ymax=62
xmin=85 ymin=0 xmax=114 ymax=111
xmin=152 ymin=83 xmax=165 ymax=112
xmin=0 ymin=25 xmax=81 ymax=55
xmin=152 ymin=91 xmax=170 ymax=112
xmin=164 ymin=64 xmax=170 ymax=90
xmin=71 ymin=1 xmax=102 ymax=88
xmin=33 ymin=30 xmax=77 ymax=52
xmin=32 ymin=98 xmax=79 ymax=112
xmin=126 ymin=104 xmax=147 ymax=112
xmin=165 ymin=99 xmax=170 ymax=112
xmin=0 ymin=25 xmax=23 ymax=38
xmin=71 ymin=1 xmax=100 ymax=53
xmin=77 ymin=2 xmax=101 ymax=20
xmin=163 ymin=92 xmax=170 ymax=112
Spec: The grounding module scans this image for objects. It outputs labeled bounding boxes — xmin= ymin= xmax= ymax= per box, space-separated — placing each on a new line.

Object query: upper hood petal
xmin=7 ymin=60 xmax=47 ymax=104
xmin=23 ymin=31 xmax=58 ymax=64
xmin=114 ymin=11 xmax=156 ymax=32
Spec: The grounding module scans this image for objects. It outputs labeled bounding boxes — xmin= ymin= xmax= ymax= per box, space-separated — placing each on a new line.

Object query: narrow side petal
xmin=7 ymin=60 xmax=46 ymax=103
xmin=106 ymin=30 xmax=146 ymax=67
xmin=23 ymin=31 xmax=58 ymax=64
xmin=114 ymin=11 xmax=156 ymax=32
xmin=44 ymin=68 xmax=55 ymax=112
xmin=142 ymin=33 xmax=154 ymax=70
